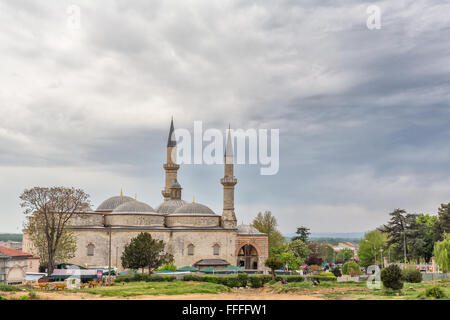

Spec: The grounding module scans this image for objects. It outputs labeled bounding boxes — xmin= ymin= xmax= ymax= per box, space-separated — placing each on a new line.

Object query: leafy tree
xmin=358 ymin=230 xmax=387 ymax=267
xmin=434 ymin=203 xmax=450 ymax=242
xmin=20 ymin=187 xmax=90 ymax=275
xmin=121 ymin=232 xmax=173 ymax=275
xmin=292 ymin=226 xmax=310 ymax=243
xmin=320 ymin=245 xmax=335 ymax=264
xmin=342 ymin=261 xmax=360 ymax=276
xmin=286 ymin=239 xmax=311 ymax=262
xmin=306 ymin=255 xmax=323 ymax=266
xmin=265 ymin=256 xmax=284 ymax=281
xmin=379 ymin=209 xmax=410 ymax=263
xmin=408 ymin=214 xmax=436 ymax=263
xmin=252 ymin=211 xmax=285 ymax=251
xmin=336 ymin=248 xmax=354 ymax=262
xmin=279 ymin=251 xmax=302 ymax=271
xmin=433 ymin=233 xmax=450 ymax=273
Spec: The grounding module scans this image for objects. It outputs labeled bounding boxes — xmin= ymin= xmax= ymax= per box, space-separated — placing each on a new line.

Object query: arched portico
xmin=236 ymin=243 xmax=261 ymax=270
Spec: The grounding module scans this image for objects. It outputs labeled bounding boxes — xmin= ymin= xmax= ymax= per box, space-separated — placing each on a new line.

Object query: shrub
xmin=319 ymin=272 xmax=334 ymax=277
xmin=285 ymin=276 xmax=304 ymax=283
xmin=402 ymin=269 xmax=422 ymax=283
xmin=261 ymin=275 xmax=272 ymax=284
xmin=381 ymin=265 xmax=403 ymax=290
xmin=223 ymin=276 xmax=241 ymax=288
xmin=237 ymin=273 xmax=248 ymax=287
xmin=183 ymin=275 xmax=203 ymax=282
xmin=249 ymin=276 xmax=264 ymax=288
xmin=0 ymin=283 xmax=21 ymax=292
xmin=156 ymin=263 xmax=177 ymax=272
xmin=307 ymin=275 xmax=337 ymax=282
xmin=202 ymin=276 xmax=219 ymax=284
xmin=342 ymin=261 xmax=360 ymax=275
xmin=308 ymin=265 xmax=323 ymax=273
xmin=331 ymin=268 xmax=342 ymax=277
xmin=425 ymin=286 xmax=446 ymax=299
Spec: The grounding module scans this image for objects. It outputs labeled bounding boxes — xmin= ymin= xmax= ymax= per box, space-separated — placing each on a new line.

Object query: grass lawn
xmin=270 ymin=280 xmax=450 ymax=300
xmin=72 ymin=281 xmax=230 ymax=297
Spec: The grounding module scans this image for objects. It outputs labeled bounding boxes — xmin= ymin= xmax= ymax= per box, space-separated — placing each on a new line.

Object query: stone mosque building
xmin=24 ymin=120 xmax=268 ymax=272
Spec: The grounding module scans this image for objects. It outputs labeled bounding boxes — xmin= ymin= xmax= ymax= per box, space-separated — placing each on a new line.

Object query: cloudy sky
xmin=1 ymin=0 xmax=450 ymax=234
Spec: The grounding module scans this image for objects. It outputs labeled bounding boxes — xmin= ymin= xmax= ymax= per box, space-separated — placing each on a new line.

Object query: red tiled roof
xmin=0 ymin=246 xmax=33 ymax=257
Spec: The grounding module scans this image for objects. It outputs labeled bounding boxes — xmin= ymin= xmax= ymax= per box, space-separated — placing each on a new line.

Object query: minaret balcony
xmin=163 ymin=163 xmax=180 ymax=170
xmin=221 ymin=177 xmax=237 ymax=185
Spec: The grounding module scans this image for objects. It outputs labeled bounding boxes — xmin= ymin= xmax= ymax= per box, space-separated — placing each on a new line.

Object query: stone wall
xmin=105 ymin=214 xmax=165 ymax=227
xmin=69 ymin=228 xmax=237 ymax=271
xmin=236 ymin=234 xmax=269 ymax=271
xmin=165 ymin=215 xmax=220 ymax=228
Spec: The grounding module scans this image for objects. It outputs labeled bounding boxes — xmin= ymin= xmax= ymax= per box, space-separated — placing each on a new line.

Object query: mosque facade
xmin=23 ymin=120 xmax=269 ymax=272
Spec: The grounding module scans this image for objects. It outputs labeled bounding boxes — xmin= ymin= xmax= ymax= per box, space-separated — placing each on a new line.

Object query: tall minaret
xmin=221 ymin=125 xmax=237 ymax=229
xmin=162 ymin=117 xmax=180 ymax=201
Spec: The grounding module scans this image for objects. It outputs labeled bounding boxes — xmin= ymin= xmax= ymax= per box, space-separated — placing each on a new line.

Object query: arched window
xmin=187 ymin=244 xmax=194 ymax=256
xmin=87 ymin=243 xmax=95 ymax=256
xmin=213 ymin=244 xmax=220 ymax=255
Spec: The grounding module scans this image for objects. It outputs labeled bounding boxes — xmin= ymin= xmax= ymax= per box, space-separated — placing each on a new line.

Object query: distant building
xmin=0 ymin=246 xmax=39 ymax=284
xmin=330 ymin=242 xmax=359 ymax=260
xmin=0 ymin=241 xmax=22 ymax=251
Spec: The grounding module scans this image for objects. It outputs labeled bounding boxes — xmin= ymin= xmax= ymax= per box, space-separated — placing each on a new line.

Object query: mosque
xmin=24 ymin=120 xmax=268 ymax=271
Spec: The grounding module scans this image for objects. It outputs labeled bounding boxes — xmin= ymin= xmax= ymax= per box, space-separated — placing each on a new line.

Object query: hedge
xmin=305 ymin=275 xmax=337 ymax=282
xmin=402 ymin=269 xmax=422 ymax=283
xmin=116 ymin=274 xmax=176 ymax=283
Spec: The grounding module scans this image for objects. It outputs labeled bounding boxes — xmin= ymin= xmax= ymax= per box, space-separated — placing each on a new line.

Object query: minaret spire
xmin=162 ymin=118 xmax=180 ymax=201
xmin=221 ymin=125 xmax=237 ymax=229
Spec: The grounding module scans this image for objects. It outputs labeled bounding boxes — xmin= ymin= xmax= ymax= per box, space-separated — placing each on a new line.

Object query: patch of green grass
xmin=73 ymin=281 xmax=230 ymax=297
xmin=0 ymin=283 xmax=21 ymax=292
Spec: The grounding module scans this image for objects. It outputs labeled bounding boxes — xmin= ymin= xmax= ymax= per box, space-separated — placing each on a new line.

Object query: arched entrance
xmin=237 ymin=244 xmax=259 ymax=270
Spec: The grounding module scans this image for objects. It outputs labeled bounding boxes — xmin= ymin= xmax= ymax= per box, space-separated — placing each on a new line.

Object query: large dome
xmin=171 ymin=202 xmax=216 ymax=215
xmin=113 ymin=200 xmax=155 ymax=213
xmin=96 ymin=195 xmax=134 ymax=211
xmin=237 ymin=224 xmax=265 ymax=235
xmin=155 ymin=199 xmax=187 ymax=214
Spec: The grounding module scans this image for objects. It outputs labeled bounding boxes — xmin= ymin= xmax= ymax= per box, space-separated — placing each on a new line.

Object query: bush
xmin=402 ymin=269 xmax=422 ymax=283
xmin=425 ymin=286 xmax=446 ymax=299
xmin=285 ymin=276 xmax=304 ymax=283
xmin=342 ymin=261 xmax=360 ymax=276
xmin=331 ymin=268 xmax=342 ymax=277
xmin=261 ymin=275 xmax=272 ymax=284
xmin=183 ymin=275 xmax=204 ymax=282
xmin=308 ymin=265 xmax=323 ymax=273
xmin=249 ymin=276 xmax=264 ymax=288
xmin=0 ymin=283 xmax=21 ymax=292
xmin=116 ymin=274 xmax=176 ymax=282
xmin=319 ymin=272 xmax=334 ymax=277
xmin=202 ymin=276 xmax=219 ymax=284
xmin=237 ymin=273 xmax=248 ymax=287
xmin=381 ymin=265 xmax=403 ymax=291
xmin=156 ymin=263 xmax=177 ymax=272
xmin=307 ymin=275 xmax=337 ymax=282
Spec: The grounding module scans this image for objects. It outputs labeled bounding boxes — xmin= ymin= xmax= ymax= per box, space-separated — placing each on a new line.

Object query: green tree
xmin=292 ymin=226 xmax=310 ymax=243
xmin=279 ymin=251 xmax=302 ymax=271
xmin=379 ymin=209 xmax=410 ymax=263
xmin=408 ymin=214 xmax=437 ymax=263
xmin=336 ymin=248 xmax=354 ymax=262
xmin=433 ymin=233 xmax=450 ymax=273
xmin=121 ymin=232 xmax=173 ymax=275
xmin=20 ymin=186 xmax=90 ymax=275
xmin=357 ymin=230 xmax=387 ymax=267
xmin=434 ymin=203 xmax=450 ymax=241
xmin=342 ymin=261 xmax=360 ymax=276
xmin=320 ymin=245 xmax=335 ymax=264
xmin=252 ymin=211 xmax=285 ymax=251
xmin=265 ymin=256 xmax=284 ymax=281
xmin=286 ymin=239 xmax=311 ymax=262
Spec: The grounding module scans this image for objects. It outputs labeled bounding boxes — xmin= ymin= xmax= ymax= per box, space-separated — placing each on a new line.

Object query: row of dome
xmin=96 ymin=195 xmax=217 ymax=216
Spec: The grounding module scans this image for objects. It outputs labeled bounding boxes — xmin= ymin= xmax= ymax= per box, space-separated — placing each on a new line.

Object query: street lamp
xmin=380 ymin=249 xmax=384 ymax=268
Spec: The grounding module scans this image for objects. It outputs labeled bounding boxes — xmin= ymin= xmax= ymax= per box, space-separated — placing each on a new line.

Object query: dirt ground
xmin=2 ymin=287 xmax=329 ymax=300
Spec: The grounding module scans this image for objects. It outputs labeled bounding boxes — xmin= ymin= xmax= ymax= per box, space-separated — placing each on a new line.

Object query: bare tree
xmin=20 ymin=187 xmax=90 ymax=275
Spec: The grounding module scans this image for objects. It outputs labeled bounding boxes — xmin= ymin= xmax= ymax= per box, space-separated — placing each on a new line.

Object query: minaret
xmin=162 ymin=118 xmax=180 ymax=201
xmin=220 ymin=125 xmax=237 ymax=229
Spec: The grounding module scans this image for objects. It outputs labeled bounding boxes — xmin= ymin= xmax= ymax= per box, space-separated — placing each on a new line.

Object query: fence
xmin=422 ymin=273 xmax=450 ymax=282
